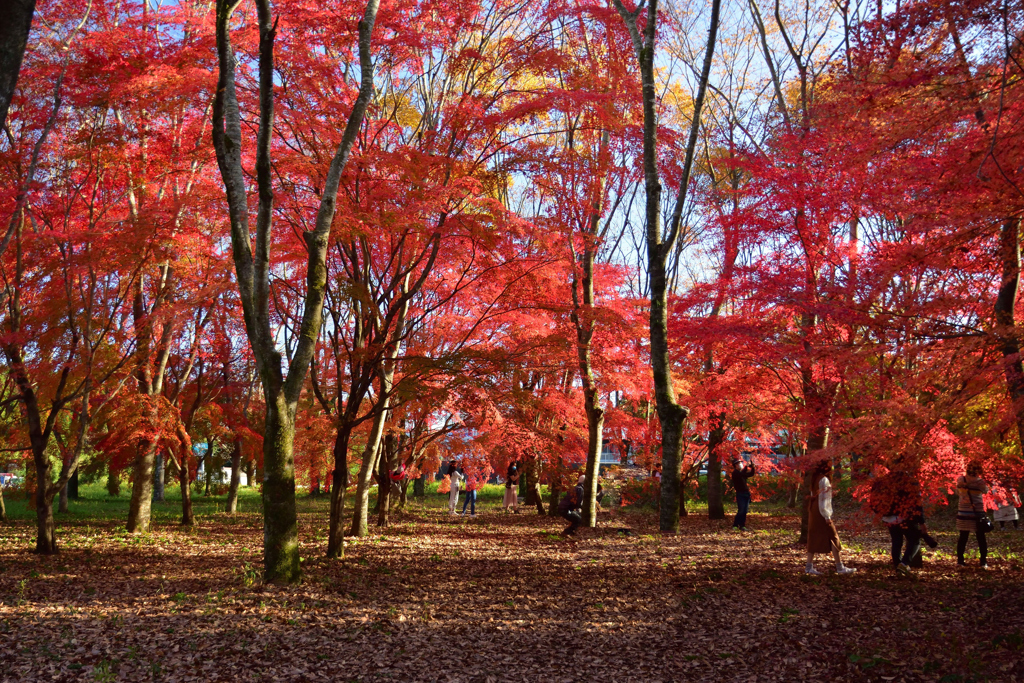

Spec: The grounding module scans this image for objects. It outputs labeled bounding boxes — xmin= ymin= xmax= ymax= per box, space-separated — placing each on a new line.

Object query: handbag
xmin=972 ymin=495 xmax=994 ymax=533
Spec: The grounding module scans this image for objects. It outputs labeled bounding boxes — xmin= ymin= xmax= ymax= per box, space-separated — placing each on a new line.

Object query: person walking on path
xmin=447 ymin=461 xmax=465 ymax=515
xmin=956 ymin=462 xmax=990 ymax=568
xmin=559 ymin=475 xmax=585 ymax=537
xmin=503 ymin=462 xmax=519 ymax=513
xmin=460 ymin=477 xmax=477 ymax=516
xmin=994 ymin=487 xmax=1020 ymax=530
xmin=805 ymin=460 xmax=857 ymax=576
xmin=731 ymin=458 xmax=756 ymax=531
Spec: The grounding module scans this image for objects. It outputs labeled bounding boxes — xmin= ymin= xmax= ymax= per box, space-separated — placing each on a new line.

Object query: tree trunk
xmin=0 ymin=0 xmax=36 ymax=132
xmin=612 ymin=0 xmax=720 ymax=533
xmin=212 ymin=0 xmax=379 ymax=585
xmin=68 ymin=468 xmax=78 ymax=499
xmin=127 ymin=442 xmax=156 ymax=533
xmin=106 ymin=467 xmax=120 ymax=496
xmin=35 ymin=486 xmax=56 ymax=554
xmin=398 ymin=478 xmax=409 ymax=510
xmin=58 ymin=481 xmax=68 ymax=514
xmin=226 ymin=437 xmax=242 ymax=513
xmin=413 ymin=473 xmax=425 ymax=499
xmin=326 ymin=425 xmax=351 ymax=558
xmin=204 ymin=437 xmax=215 ymax=496
xmin=377 ymin=433 xmax=395 ymax=527
xmin=179 ymin=445 xmax=194 ymax=527
xmin=995 ymin=217 xmax=1024 ymax=449
xmin=244 ymin=459 xmax=255 ymax=487
xmin=153 ymin=450 xmax=165 ymax=503
xmin=786 ymin=482 xmax=798 ymax=508
xmin=548 ymin=483 xmax=561 ymax=517
xmin=0 ymin=485 xmax=6 ymax=522
xmin=349 ymin=398 xmax=388 ymax=538
xmin=581 ymin=392 xmax=604 ymax=527
xmin=706 ymin=414 xmax=726 ymax=519
xmin=261 ymin=402 xmax=300 ymax=581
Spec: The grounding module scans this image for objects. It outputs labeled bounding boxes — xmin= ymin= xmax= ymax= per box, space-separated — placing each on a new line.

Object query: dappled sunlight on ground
xmin=2 ymin=499 xmax=1024 ymax=682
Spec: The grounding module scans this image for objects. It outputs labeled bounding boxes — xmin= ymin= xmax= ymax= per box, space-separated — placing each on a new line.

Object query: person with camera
xmin=731 ymin=457 xmax=756 ymax=531
xmin=956 ymin=462 xmax=990 ymax=569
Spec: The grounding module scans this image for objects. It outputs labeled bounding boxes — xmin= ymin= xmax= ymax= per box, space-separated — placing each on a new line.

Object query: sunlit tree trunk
xmin=226 ymin=437 xmax=242 ymax=513
xmin=613 ymin=0 xmax=721 ymax=531
xmin=213 ymin=0 xmax=380 ymax=583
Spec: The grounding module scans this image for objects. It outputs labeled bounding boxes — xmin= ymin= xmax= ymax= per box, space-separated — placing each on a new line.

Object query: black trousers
xmin=957 ymin=529 xmax=988 ymax=564
xmin=889 ymin=523 xmax=922 ymax=567
xmin=561 ymin=509 xmax=581 ymax=535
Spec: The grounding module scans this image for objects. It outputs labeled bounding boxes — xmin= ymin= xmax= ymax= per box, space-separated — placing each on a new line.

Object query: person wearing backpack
xmin=559 ymin=475 xmax=585 ymax=537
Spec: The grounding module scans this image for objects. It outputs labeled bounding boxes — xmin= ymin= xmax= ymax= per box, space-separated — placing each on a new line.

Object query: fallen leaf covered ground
xmin=2 ymin=496 xmax=1024 ymax=682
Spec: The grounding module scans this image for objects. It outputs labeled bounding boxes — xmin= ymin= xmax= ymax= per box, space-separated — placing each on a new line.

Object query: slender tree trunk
xmin=244 ymin=459 xmax=255 ymax=487
xmin=706 ymin=413 xmax=726 ymax=519
xmin=612 ymin=0 xmax=721 ymax=532
xmin=350 ymin=398 xmax=388 ymax=538
xmin=413 ymin=473 xmax=425 ymax=499
xmin=377 ymin=433 xmax=395 ymax=527
xmin=58 ymin=481 xmax=68 ymax=514
xmin=548 ymin=483 xmax=561 ymax=517
xmin=213 ymin=0 xmax=379 ymax=584
xmin=0 ymin=485 xmax=6 ymax=522
xmin=179 ymin=445 xmax=194 ymax=527
xmin=107 ymin=467 xmax=120 ymax=496
xmin=327 ymin=425 xmax=352 ymax=557
xmin=226 ymin=437 xmax=242 ymax=513
xmin=581 ymin=392 xmax=604 ymax=527
xmin=153 ymin=450 xmax=165 ymax=502
xmin=68 ymin=468 xmax=78 ymax=499
xmin=398 ymin=479 xmax=408 ymax=510
xmin=204 ymin=437 xmax=215 ymax=496
xmin=127 ymin=442 xmax=157 ymax=533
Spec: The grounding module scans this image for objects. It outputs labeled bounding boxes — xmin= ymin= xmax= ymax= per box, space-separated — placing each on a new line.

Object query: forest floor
xmin=2 ymin=487 xmax=1024 ymax=682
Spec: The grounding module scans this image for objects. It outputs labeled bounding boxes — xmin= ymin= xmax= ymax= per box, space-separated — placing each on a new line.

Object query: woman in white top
xmin=448 ymin=461 xmax=465 ymax=515
xmin=805 ymin=460 xmax=856 ymax=575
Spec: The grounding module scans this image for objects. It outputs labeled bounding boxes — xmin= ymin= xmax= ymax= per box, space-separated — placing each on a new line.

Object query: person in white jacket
xmin=448 ymin=461 xmax=465 ymax=515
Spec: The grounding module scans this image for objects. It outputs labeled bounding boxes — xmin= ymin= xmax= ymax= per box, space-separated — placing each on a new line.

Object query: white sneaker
xmin=805 ymin=566 xmax=822 ymax=575
xmin=836 ymin=566 xmax=857 ymax=575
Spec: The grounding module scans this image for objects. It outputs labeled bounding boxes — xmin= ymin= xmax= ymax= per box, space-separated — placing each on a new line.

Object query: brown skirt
xmin=807 ymin=498 xmax=841 ymax=554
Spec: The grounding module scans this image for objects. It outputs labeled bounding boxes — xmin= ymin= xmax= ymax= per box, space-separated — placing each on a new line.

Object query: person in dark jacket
xmin=559 ymin=475 xmax=585 ymax=537
xmin=881 ymin=470 xmax=935 ymax=575
xmin=731 ymin=458 xmax=756 ymax=531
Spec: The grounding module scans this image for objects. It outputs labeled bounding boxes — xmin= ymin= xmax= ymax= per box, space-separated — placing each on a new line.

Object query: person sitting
xmin=558 ymin=475 xmax=585 ymax=537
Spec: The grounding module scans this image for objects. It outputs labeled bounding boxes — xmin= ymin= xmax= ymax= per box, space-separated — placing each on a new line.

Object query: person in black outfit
xmin=731 ymin=458 xmax=756 ymax=531
xmin=878 ymin=469 xmax=938 ymax=574
xmin=559 ymin=476 xmax=585 ymax=536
